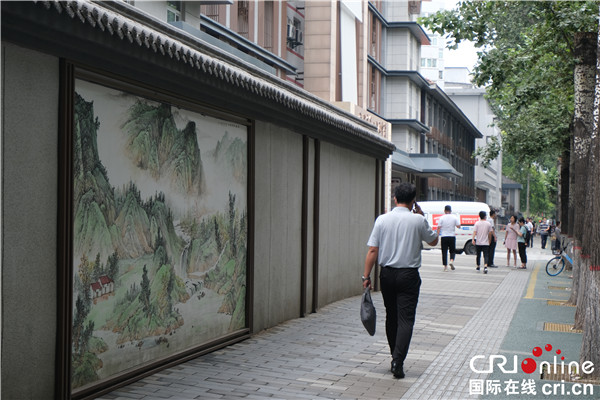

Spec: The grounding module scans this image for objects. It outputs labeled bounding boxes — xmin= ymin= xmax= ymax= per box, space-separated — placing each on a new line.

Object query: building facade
xmin=446 ymin=81 xmax=503 ymax=210
xmin=419 ymin=1 xmax=503 ymax=208
xmin=368 ymin=1 xmax=481 ymax=201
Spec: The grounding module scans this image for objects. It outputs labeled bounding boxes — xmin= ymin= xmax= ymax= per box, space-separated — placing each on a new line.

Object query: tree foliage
xmin=420 ymin=1 xmax=598 ymax=166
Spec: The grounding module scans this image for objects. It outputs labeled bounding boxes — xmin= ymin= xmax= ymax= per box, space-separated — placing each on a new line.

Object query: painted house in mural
xmin=90 ymin=276 xmax=115 ymax=300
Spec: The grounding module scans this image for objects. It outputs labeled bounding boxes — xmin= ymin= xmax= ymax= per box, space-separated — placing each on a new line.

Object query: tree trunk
xmin=569 ymin=32 xmax=597 ymax=310
xmin=559 ymin=136 xmax=570 ymax=236
xmin=579 ymin=14 xmax=600 ymax=379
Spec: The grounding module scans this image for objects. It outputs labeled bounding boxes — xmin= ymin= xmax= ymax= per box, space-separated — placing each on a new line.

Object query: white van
xmin=418 ymin=201 xmax=491 ymax=255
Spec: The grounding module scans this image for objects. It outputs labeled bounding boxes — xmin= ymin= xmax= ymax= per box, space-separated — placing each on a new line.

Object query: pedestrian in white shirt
xmin=437 ymin=205 xmax=461 ymax=272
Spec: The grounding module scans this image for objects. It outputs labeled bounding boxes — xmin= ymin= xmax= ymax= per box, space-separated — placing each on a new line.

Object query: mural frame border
xmin=57 ymin=61 xmax=254 ymax=400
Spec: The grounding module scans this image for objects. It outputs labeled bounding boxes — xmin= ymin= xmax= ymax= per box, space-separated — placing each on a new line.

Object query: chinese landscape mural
xmin=71 ymin=79 xmax=247 ymax=389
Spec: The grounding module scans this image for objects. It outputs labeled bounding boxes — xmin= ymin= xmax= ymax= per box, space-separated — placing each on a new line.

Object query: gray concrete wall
xmin=1 ymin=43 xmax=59 ymax=399
xmin=1 ymin=43 xmax=381 ymax=396
xmin=318 ymin=141 xmax=376 ymax=307
xmin=253 ymin=122 xmax=304 ymax=332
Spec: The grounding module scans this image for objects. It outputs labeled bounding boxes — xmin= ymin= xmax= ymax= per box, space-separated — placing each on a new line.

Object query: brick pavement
xmin=99 ymin=248 xmax=540 ymax=400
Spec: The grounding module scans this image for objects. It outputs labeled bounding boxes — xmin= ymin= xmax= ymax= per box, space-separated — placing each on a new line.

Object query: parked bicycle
xmin=546 ymin=243 xmax=573 ymax=276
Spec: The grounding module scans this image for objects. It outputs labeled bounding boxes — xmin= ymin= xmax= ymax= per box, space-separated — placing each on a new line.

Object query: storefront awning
xmin=392 ymin=150 xmax=462 ymax=178
xmin=392 ymin=149 xmax=420 ymax=173
xmin=409 ymin=153 xmax=462 ymax=178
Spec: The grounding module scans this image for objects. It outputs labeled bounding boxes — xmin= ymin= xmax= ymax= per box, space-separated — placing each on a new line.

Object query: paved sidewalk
xmin=99 ymin=244 xmax=596 ymax=400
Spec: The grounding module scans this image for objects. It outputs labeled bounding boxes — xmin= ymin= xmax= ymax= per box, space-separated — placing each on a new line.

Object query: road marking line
xmin=524 ymin=262 xmax=540 ymax=299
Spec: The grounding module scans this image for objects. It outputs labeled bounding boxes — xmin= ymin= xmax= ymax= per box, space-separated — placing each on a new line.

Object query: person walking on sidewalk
xmin=516 ymin=217 xmax=528 ymax=269
xmin=487 ymin=210 xmax=498 ymax=268
xmin=504 ymin=215 xmax=519 ymax=268
xmin=472 ymin=211 xmax=493 ymax=274
xmin=363 ymin=183 xmax=438 ymax=379
xmin=437 ymin=205 xmax=460 ymax=272
xmin=526 ymin=218 xmax=535 ymax=248
xmin=539 ymin=219 xmax=550 ymax=249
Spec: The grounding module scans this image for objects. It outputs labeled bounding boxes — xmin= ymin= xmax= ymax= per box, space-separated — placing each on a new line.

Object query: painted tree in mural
xmin=421 ymin=0 xmax=600 ymax=379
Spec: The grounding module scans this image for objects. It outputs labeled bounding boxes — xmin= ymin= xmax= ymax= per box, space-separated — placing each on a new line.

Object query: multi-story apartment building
xmin=368 ymin=1 xmax=481 ymax=201
xmin=154 ymin=1 xmax=480 ymax=203
xmin=419 ymin=2 xmax=503 ymax=207
xmin=445 ymin=74 xmax=503 ymax=210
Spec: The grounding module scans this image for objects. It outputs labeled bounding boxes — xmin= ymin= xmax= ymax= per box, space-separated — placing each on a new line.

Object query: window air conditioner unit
xmin=287 ymin=24 xmax=296 ymax=39
xmin=296 ymin=30 xmax=303 ymax=45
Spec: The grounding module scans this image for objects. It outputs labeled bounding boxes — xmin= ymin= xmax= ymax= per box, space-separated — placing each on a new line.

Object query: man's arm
xmin=427 ymin=236 xmax=439 ymax=246
xmin=363 ymin=246 xmax=379 ymax=289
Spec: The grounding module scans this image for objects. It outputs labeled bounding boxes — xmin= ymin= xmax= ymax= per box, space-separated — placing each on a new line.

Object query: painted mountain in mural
xmin=71 ymin=84 xmax=247 ymax=389
xmin=214 ymin=131 xmax=246 ymax=183
xmin=121 ymin=101 xmax=206 ymax=196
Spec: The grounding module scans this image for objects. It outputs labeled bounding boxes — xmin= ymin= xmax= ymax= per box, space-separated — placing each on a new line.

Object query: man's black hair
xmin=444 ymin=205 xmax=452 ymax=212
xmin=394 ymin=183 xmax=417 ymax=204
xmin=479 ymin=211 xmax=487 ymax=219
xmin=490 ymin=209 xmax=496 ymax=217
xmin=518 ymin=217 xmax=526 ymax=223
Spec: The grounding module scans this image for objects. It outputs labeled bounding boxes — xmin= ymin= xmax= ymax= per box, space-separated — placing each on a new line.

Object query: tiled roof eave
xmin=32 ymin=0 xmax=394 ymax=155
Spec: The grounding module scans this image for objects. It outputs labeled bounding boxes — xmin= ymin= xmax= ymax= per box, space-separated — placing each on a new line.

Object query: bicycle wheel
xmin=546 ymin=257 xmax=565 ymax=276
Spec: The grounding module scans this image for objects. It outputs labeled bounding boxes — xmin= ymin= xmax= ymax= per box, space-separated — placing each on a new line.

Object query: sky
xmin=422 ymin=0 xmax=480 ymax=71
xmin=445 ymin=41 xmax=479 ymax=70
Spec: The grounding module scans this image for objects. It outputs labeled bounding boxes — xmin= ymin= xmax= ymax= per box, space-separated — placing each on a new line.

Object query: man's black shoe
xmin=391 ymin=361 xmax=405 ymax=379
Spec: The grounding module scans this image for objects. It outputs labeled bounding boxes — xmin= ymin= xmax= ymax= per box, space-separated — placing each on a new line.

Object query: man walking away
xmin=526 ymin=218 xmax=534 ymax=248
xmin=363 ymin=183 xmax=438 ymax=379
xmin=437 ymin=205 xmax=461 ymax=271
xmin=539 ymin=219 xmax=550 ymax=249
xmin=472 ymin=211 xmax=493 ymax=274
xmin=488 ymin=210 xmax=498 ymax=268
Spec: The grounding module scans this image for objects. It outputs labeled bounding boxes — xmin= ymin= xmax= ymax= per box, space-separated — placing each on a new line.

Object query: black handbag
xmin=360 ymin=287 xmax=376 ymax=336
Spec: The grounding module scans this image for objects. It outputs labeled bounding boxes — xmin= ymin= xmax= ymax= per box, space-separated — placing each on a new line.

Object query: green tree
xmin=421 ymin=1 xmax=598 ymax=223
xmin=140 ymin=265 xmax=151 ymax=317
xmin=106 ymin=251 xmax=119 ymax=282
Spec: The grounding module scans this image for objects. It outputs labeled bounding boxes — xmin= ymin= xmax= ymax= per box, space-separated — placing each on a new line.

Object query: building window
xmin=439 ymin=49 xmax=444 ymax=59
xmin=167 ymin=1 xmax=181 ymax=22
xmin=238 ymin=1 xmax=249 ymax=39
xmin=370 ymin=67 xmax=377 ymax=110
xmin=287 ymin=17 xmax=303 ymax=49
xmin=370 ymin=14 xmax=378 ymax=56
xmin=421 ymin=58 xmax=426 ymax=67
xmin=264 ymin=1 xmax=273 ymax=52
xmin=204 ymin=4 xmax=219 ymax=22
xmin=439 ymin=70 xmax=444 ymax=79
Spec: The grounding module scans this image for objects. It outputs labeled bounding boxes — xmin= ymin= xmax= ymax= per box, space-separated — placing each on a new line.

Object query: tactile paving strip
xmin=543 ymin=322 xmax=582 ymax=333
xmin=548 ymin=286 xmax=571 ymax=290
xmin=547 ymin=300 xmax=575 ymax=307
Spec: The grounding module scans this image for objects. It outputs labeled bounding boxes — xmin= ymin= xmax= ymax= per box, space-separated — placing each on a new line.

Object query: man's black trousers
xmin=379 ymin=267 xmax=421 ymax=367
xmin=488 ymin=238 xmax=497 ymax=266
xmin=476 ymin=245 xmax=490 ymax=266
xmin=440 ymin=236 xmax=456 ymax=266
